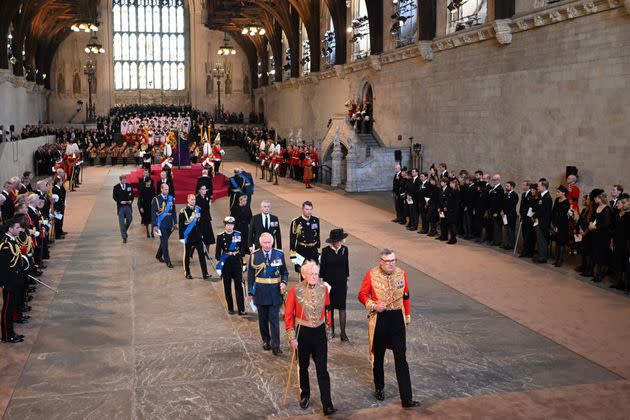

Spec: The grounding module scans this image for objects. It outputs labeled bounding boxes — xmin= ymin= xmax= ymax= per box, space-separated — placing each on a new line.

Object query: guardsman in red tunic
xmin=358 ymin=248 xmax=420 ymax=408
xmin=285 ymin=261 xmax=336 ymax=416
xmin=258 ymin=149 xmax=267 ymax=180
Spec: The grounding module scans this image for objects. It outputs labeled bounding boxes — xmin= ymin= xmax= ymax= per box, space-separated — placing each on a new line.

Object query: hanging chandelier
xmin=71 ymin=21 xmax=99 ymax=33
xmin=85 ymin=33 xmax=105 ymax=54
xmin=241 ymin=25 xmax=266 ymax=36
xmin=217 ymin=32 xmax=236 ymax=55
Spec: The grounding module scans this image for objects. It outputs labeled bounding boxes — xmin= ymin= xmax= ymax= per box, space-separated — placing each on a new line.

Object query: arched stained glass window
xmin=113 ymin=0 xmax=186 ymax=91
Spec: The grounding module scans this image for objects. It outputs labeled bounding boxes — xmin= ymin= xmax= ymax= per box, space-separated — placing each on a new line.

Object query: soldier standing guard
xmin=215 ymin=217 xmax=247 ymax=315
xmin=151 ymin=183 xmax=177 ymax=268
xmin=289 ymin=201 xmax=321 ymax=275
xmin=1 ymin=218 xmax=26 ymax=343
xmin=284 ymin=261 xmax=336 ymax=415
xmin=248 ymin=232 xmax=289 ymax=355
xmin=357 ymin=248 xmax=420 ymax=408
xmin=178 ymin=194 xmax=209 ymax=280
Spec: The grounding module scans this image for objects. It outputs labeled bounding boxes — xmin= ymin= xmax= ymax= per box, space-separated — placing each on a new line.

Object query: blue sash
xmin=229 ymin=177 xmax=242 ymax=193
xmin=216 ymin=231 xmax=241 ymax=275
xmin=250 ymin=252 xmax=281 ymax=295
xmin=241 ymin=173 xmax=253 ymax=194
xmin=183 ymin=207 xmax=200 ymax=244
xmin=156 ymin=196 xmax=173 ymax=229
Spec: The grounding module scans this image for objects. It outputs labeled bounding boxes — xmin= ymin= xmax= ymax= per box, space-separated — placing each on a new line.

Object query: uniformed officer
xmin=178 ymin=194 xmax=209 ymax=280
xmin=289 ymin=201 xmax=321 ymax=274
xmin=1 ymin=218 xmax=26 ymax=343
xmin=151 ymin=183 xmax=177 ymax=268
xmin=285 ymin=261 xmax=336 ymax=415
xmin=248 ymin=232 xmax=289 ymax=355
xmin=215 ymin=216 xmax=247 ymax=315
xmin=228 ymin=168 xmax=245 ymax=210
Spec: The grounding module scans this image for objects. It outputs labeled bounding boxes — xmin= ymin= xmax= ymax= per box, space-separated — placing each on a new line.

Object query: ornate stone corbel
xmin=567 ymin=6 xmax=578 ymax=18
xmin=369 ymin=55 xmax=382 ymax=71
xmin=583 ymin=1 xmax=598 ymax=13
xmin=417 ymin=40 xmax=434 ymax=61
xmin=534 ymin=15 xmax=544 ymax=26
xmin=516 ymin=20 xmax=529 ymax=30
xmin=550 ymin=10 xmax=562 ymax=22
xmin=334 ymin=64 xmax=345 ymax=80
xmin=493 ymin=19 xmax=513 ymax=45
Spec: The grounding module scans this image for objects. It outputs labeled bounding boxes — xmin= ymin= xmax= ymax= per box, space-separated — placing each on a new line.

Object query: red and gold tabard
xmin=285 ymin=281 xmax=331 ymax=342
xmin=567 ymin=184 xmax=581 ymax=214
xmin=358 ymin=266 xmax=411 ymax=354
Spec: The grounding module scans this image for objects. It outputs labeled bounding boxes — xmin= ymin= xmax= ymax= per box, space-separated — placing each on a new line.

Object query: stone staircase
xmin=357 ymin=132 xmax=380 ymax=149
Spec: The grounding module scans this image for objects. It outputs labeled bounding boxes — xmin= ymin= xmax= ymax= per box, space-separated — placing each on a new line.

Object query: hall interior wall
xmin=0 ymin=77 xmax=48 ymax=133
xmin=258 ymin=9 xmax=630 ymax=193
xmin=47 ymin=0 xmax=252 ymax=124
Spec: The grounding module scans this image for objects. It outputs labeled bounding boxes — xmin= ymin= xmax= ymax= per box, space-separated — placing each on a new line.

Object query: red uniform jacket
xmin=285 ymin=282 xmax=331 ymax=341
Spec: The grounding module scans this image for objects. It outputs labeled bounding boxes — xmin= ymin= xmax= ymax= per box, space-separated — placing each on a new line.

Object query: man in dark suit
xmin=249 ymin=199 xmax=282 ymax=251
xmin=196 ymin=168 xmax=213 ymax=197
xmin=404 ymin=168 xmax=420 ymax=231
xmin=151 ymin=183 xmax=177 ymax=268
xmin=488 ymin=174 xmax=505 ymax=246
xmin=248 ymin=232 xmax=289 ymax=355
xmin=112 ymin=175 xmax=134 ymax=243
xmin=533 ymin=180 xmax=552 ymax=263
xmin=519 ymin=180 xmax=536 ymax=257
xmin=502 ymin=181 xmax=519 ymax=249
xmin=155 ymin=170 xmax=175 ymax=196
xmin=1 ymin=182 xmax=15 ymax=220
xmin=418 ymin=172 xmax=430 ymax=234
xmin=392 ymin=164 xmax=403 ymax=223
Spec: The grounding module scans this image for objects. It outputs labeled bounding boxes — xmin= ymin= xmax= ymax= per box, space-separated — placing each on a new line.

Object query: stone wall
xmin=0 ymin=71 xmax=48 ymax=133
xmin=258 ymin=6 xmax=630 ymax=194
xmin=0 ymin=136 xmax=54 ymax=182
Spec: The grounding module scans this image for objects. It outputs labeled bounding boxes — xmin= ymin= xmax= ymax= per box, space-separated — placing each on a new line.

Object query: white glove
xmin=52 ymin=194 xmax=59 ymax=202
xmin=34 ymin=231 xmax=41 ymax=238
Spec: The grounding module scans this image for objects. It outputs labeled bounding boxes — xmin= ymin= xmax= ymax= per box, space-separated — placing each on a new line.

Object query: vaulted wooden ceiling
xmin=0 ymin=0 xmax=99 ymax=88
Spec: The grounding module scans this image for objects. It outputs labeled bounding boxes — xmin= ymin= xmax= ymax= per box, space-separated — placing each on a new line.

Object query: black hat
xmin=557 ymin=185 xmax=569 ymax=195
xmin=589 ymin=188 xmax=604 ymax=201
xmin=325 ymin=228 xmax=348 ymax=244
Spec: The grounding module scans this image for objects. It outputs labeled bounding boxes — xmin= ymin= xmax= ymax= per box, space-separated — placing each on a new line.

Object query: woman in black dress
xmin=195 ymin=184 xmax=215 ymax=258
xmin=320 ymin=228 xmax=350 ymax=341
xmin=426 ymin=176 xmax=440 ymax=237
xmin=137 ymin=178 xmax=155 ymax=238
xmin=230 ymin=194 xmax=252 ymax=257
xmin=588 ymin=191 xmax=612 ymax=283
xmin=551 ymin=185 xmax=571 ymax=267
xmin=610 ymin=195 xmax=629 ymax=289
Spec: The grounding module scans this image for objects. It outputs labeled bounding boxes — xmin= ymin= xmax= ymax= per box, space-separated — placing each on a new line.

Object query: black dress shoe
xmin=238 ymin=311 xmax=246 ymax=316
xmin=2 ymin=336 xmax=23 ymax=343
xmin=156 ymin=256 xmax=164 ymax=263
xmin=122 ymin=238 xmax=127 ymax=244
xmin=402 ymin=399 xmax=421 ymax=408
xmin=20 ymin=315 xmax=30 ymax=320
xmin=447 ymin=240 xmax=457 ymax=244
xmin=262 ymin=342 xmax=271 ymax=351
xmin=374 ymin=389 xmax=384 ymax=401
xmin=185 ymin=274 xmax=193 ymax=279
xmin=203 ymin=274 xmax=210 ymax=280
xmin=166 ymin=262 xmax=174 ymax=268
xmin=228 ymin=310 xmax=236 ymax=315
xmin=299 ymin=396 xmax=310 ymax=410
xmin=272 ymin=348 xmax=283 ymax=356
xmin=323 ymin=406 xmax=337 ymax=416
xmin=532 ymin=258 xmax=547 ymax=264
xmin=340 ymin=334 xmax=349 ymax=342
xmin=14 ymin=334 xmax=25 ymax=339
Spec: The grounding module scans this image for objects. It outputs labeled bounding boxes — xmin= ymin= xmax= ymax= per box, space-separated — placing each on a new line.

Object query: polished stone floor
xmin=2 ymin=156 xmax=621 ymax=419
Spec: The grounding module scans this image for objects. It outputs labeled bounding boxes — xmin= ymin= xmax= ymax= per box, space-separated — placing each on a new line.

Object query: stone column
xmin=331 ymin=127 xmax=342 ymax=187
xmin=345 ymin=129 xmax=358 ymax=192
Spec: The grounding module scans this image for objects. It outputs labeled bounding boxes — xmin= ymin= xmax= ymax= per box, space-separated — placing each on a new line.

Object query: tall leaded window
xmin=113 ymin=0 xmax=186 ymax=91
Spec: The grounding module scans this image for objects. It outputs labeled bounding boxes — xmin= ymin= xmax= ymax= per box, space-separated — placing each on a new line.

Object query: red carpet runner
xmin=124 ymin=164 xmax=228 ymax=204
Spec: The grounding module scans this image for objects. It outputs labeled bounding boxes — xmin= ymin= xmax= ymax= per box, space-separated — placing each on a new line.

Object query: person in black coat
xmin=533 ymin=180 xmax=553 ymax=263
xmin=320 ymin=229 xmax=350 ymax=341
xmin=588 ymin=191 xmax=612 ymax=283
xmin=404 ymin=169 xmax=420 ymax=231
xmin=473 ymin=180 xmax=489 ymax=242
xmin=155 ymin=170 xmax=175 ymax=196
xmin=396 ymin=169 xmax=409 ymax=226
xmin=112 ymin=175 xmax=134 ymax=243
xmin=195 ymin=185 xmax=215 ymax=256
xmin=575 ymin=194 xmax=594 ymax=276
xmin=437 ymin=177 xmax=451 ymax=241
xmin=52 ymin=176 xmax=67 ymax=239
xmin=610 ymin=196 xmax=629 ymax=289
xmin=138 ymin=177 xmax=155 ymax=237
xmin=445 ymin=178 xmax=461 ymax=244
xmin=551 ymin=186 xmax=571 ymax=267
xmin=196 ymin=168 xmax=213 ymax=199
xmin=392 ymin=164 xmax=403 ymax=223
xmin=1 ymin=219 xmax=26 ymax=343
xmin=249 ymin=200 xmax=282 ymax=250
xmin=461 ymin=176 xmax=475 ymax=239
xmin=230 ymin=195 xmax=252 ymax=256
xmin=518 ymin=181 xmax=536 ymax=257
xmin=418 ymin=172 xmax=430 ymax=234
xmin=488 ymin=175 xmax=505 ymax=247
xmin=502 ymin=181 xmax=519 ymax=250
xmin=216 ymin=216 xmax=247 ymax=315
xmin=426 ymin=176 xmax=440 ymax=236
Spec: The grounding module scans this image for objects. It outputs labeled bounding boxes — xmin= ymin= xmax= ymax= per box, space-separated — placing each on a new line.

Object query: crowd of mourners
xmin=391 ymin=163 xmax=629 ymax=293
xmin=1 ymin=168 xmax=74 ymax=343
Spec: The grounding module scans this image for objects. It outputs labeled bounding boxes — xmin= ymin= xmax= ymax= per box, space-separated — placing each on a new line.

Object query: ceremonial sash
xmin=183 ymin=207 xmax=200 ymax=244
xmin=216 ymin=231 xmax=241 ymax=275
xmin=156 ymin=196 xmax=173 ymax=229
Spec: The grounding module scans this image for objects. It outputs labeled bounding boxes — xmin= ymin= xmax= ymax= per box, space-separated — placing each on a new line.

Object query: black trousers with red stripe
xmin=2 ymin=288 xmax=18 ymax=341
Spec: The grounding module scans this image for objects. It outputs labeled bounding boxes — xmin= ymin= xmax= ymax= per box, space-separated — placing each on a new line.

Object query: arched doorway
xmin=358 ymin=82 xmax=373 ymax=133
xmin=322 ymin=142 xmax=348 ymax=186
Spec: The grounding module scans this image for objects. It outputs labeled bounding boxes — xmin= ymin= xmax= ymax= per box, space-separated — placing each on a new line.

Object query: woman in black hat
xmin=551 ymin=185 xmax=571 ymax=267
xmin=320 ymin=228 xmax=350 ymax=341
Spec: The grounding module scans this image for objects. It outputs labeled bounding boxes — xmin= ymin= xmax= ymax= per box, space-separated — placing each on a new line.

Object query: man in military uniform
xmin=216 ymin=216 xmax=247 ymax=315
xmin=357 ymin=248 xmax=420 ymax=408
xmin=151 ymin=183 xmax=177 ymax=268
xmin=285 ymin=261 xmax=336 ymax=415
xmin=289 ymin=201 xmax=320 ymax=275
xmin=1 ymin=218 xmax=26 ymax=343
xmin=239 ymin=167 xmax=255 ymax=210
xmin=248 ymin=232 xmax=289 ymax=355
xmin=178 ymin=194 xmax=209 ymax=280
xmin=228 ymin=168 xmax=245 ymax=210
